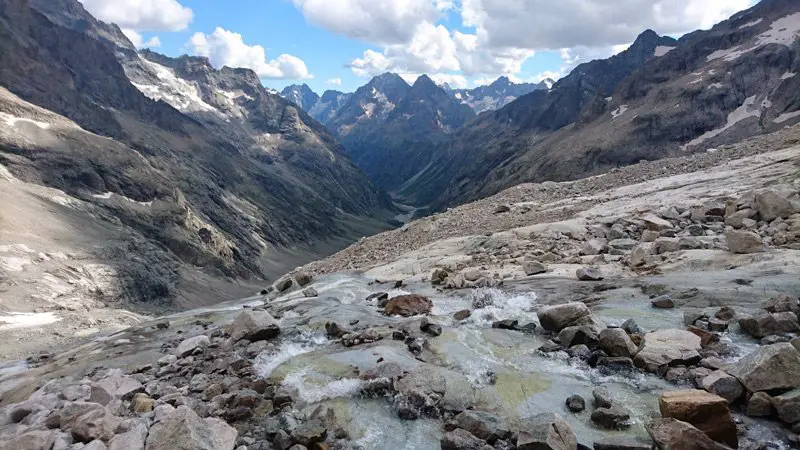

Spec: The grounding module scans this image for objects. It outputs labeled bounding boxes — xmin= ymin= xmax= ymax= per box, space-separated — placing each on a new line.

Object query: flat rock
xmin=642 ymin=214 xmax=673 ymax=231
xmin=633 ymin=329 xmax=701 ymax=373
xmin=455 ymin=410 xmax=510 ymax=442
xmin=441 ymin=428 xmax=491 ymax=450
xmin=590 ymin=405 xmax=631 ymax=429
xmin=522 ymin=261 xmax=547 ymax=276
xmin=725 ymin=343 xmax=800 ymax=392
xmin=576 ymin=267 xmax=603 ymax=281
xmin=658 ymin=390 xmax=737 ymax=448
xmin=593 ymin=436 xmax=653 ymax=450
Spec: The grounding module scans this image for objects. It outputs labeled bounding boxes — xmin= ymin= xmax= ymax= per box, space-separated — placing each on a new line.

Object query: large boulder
xmin=92 ymin=369 xmax=143 ymax=402
xmin=746 ymin=391 xmax=774 ymax=417
xmin=738 ymin=312 xmax=799 ymax=339
xmin=383 ymin=294 xmax=432 ymax=316
xmin=576 ymin=267 xmax=603 ymax=281
xmin=771 ymin=388 xmax=800 ymax=424
xmin=108 ymin=419 xmax=148 ymax=450
xmin=395 ymin=368 xmax=446 ymax=416
xmin=274 ymin=275 xmax=293 ymax=292
xmin=658 ymin=390 xmax=737 ymax=448
xmin=598 ymin=328 xmax=637 ymax=358
xmin=648 ymin=418 xmax=731 ymax=450
xmin=591 ymin=405 xmax=631 ymax=429
xmin=642 ymin=214 xmax=673 ymax=231
xmin=72 ymin=408 xmax=122 ymax=443
xmin=229 ymin=311 xmax=280 ymax=342
xmin=725 ymin=230 xmax=764 ymax=254
xmin=762 ymin=294 xmax=800 ymax=315
xmin=633 ymin=329 xmax=702 ymax=373
xmin=3 ymin=430 xmax=60 ymax=450
xmin=755 ymin=190 xmax=797 ymax=221
xmin=537 ymin=302 xmax=590 ymax=332
xmin=557 ymin=325 xmax=600 ymax=348
xmin=454 ymin=410 xmax=510 ymax=443
xmin=522 ymin=261 xmax=547 ymax=276
xmin=145 ymin=405 xmax=237 ymax=450
xmin=516 ymin=413 xmax=577 ymax=450
xmin=700 ymin=370 xmax=744 ymax=404
xmin=725 ymin=343 xmax=800 ymax=392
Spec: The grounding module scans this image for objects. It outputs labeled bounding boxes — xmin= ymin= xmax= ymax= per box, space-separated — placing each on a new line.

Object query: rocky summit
xmin=1 ymin=1 xmax=800 ymax=450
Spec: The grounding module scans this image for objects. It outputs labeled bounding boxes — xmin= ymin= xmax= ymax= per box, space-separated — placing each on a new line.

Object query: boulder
xmin=516 ymin=413 xmax=577 ymax=450
xmin=175 ymin=335 xmax=210 ymax=357
xmin=229 ymin=311 xmax=280 ymax=342
xmin=647 ymin=418 xmax=731 ymax=450
xmin=145 ymin=405 xmax=237 ymax=450
xmin=92 ymin=370 xmax=143 ymax=402
xmin=576 ymin=267 xmax=603 ymax=281
xmin=771 ymin=388 xmax=800 ymax=424
xmin=746 ymin=391 xmax=774 ymax=417
xmin=608 ymin=239 xmax=638 ymax=250
xmin=383 ymin=294 xmax=432 ymax=316
xmin=522 ymin=261 xmax=547 ymax=276
xmin=537 ymin=302 xmax=590 ymax=332
xmin=590 ymin=405 xmax=631 ymax=429
xmin=650 ymin=295 xmax=675 ymax=309
xmin=762 ymin=294 xmax=800 ymax=314
xmin=725 ymin=343 xmax=800 ymax=392
xmin=463 ymin=268 xmax=486 ymax=282
xmin=431 ymin=268 xmax=449 ymax=285
xmin=598 ymin=328 xmax=637 ymax=358
xmin=71 ymin=408 xmax=122 ymax=443
xmin=395 ymin=368 xmax=446 ymax=415
xmin=3 ymin=430 xmax=60 ymax=450
xmin=565 ymin=395 xmax=585 ymax=413
xmin=738 ymin=312 xmax=799 ymax=338
xmin=642 ymin=214 xmax=673 ymax=231
xmin=302 ymin=287 xmax=318 ymax=297
xmin=454 ymin=310 xmax=472 ymax=321
xmin=274 ymin=276 xmax=293 ymax=292
xmin=557 ymin=325 xmax=599 ymax=348
xmin=130 ymin=393 xmax=155 ymax=413
xmin=592 ymin=387 xmax=613 ymax=408
xmin=492 ymin=320 xmax=519 ymax=331
xmin=454 ymin=410 xmax=510 ymax=442
xmin=658 ymin=390 xmax=737 ymax=448
xmin=725 ymin=230 xmax=763 ymax=254
xmin=441 ymin=429 xmax=491 ymax=450
xmin=291 ymin=419 xmax=327 ymax=446
xmin=755 ymin=190 xmax=797 ymax=221
xmin=580 ymin=239 xmax=607 ymax=256
xmin=700 ymin=370 xmax=744 ymax=403
xmin=294 ymin=271 xmax=312 ymax=287
xmin=640 ymin=230 xmax=660 ymax=243
xmin=633 ymin=329 xmax=702 ymax=373
xmin=108 ymin=419 xmax=148 ymax=450
xmin=629 ymin=244 xmax=653 ymax=267
xmin=653 ymin=237 xmax=680 ymax=254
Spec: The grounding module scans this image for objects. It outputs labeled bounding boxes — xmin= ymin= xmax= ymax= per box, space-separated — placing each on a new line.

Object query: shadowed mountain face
xmin=397 ymin=0 xmax=800 ymax=211
xmin=323 ymin=74 xmax=476 ymax=193
xmin=0 ymin=0 xmax=394 ymax=307
xmin=280 ymin=84 xmax=320 ymax=112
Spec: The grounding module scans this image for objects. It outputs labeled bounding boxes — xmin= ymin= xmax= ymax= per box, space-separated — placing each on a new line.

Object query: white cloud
xmin=291 ymin=0 xmax=440 ymax=45
xmin=460 ymin=0 xmax=752 ymax=50
xmin=350 ymin=49 xmax=392 ymax=77
xmin=79 ymin=0 xmax=192 ymax=32
xmin=120 ymin=28 xmax=162 ymax=49
xmin=190 ymin=28 xmax=312 ymax=80
xmin=326 ymin=78 xmax=343 ymax=85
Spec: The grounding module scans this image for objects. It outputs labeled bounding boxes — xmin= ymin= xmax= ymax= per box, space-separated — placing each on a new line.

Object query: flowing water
xmin=249 ymin=273 xmax=792 ymax=448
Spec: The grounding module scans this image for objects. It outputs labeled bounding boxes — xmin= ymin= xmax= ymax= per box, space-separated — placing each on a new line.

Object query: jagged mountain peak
xmin=279 ymin=83 xmax=320 ymax=110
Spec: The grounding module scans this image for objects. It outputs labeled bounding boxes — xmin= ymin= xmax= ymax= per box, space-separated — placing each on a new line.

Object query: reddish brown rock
xmin=658 ymin=390 xmax=737 ymax=448
xmin=383 ymin=294 xmax=433 ymax=317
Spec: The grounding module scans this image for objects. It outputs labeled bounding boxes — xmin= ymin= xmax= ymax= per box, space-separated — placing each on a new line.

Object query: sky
xmin=78 ymin=0 xmax=759 ymax=94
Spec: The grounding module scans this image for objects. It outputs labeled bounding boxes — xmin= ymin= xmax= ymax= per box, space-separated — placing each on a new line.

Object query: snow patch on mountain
xmin=653 ymin=46 xmax=675 ymax=57
xmin=131 ymin=58 xmax=219 ymax=115
xmin=757 ymin=12 xmax=800 ymax=46
xmin=738 ymin=18 xmax=763 ymax=29
xmin=683 ymin=96 xmax=761 ymax=149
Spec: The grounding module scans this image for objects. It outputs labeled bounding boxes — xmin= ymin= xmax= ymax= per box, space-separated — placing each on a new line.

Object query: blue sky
xmin=79 ymin=0 xmax=758 ymax=94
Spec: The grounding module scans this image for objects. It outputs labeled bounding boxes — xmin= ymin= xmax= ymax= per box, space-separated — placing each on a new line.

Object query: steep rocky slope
xmin=400 ymin=0 xmax=800 ymax=211
xmin=0 ymin=0 xmax=394 ymax=335
xmin=327 ymin=74 xmax=475 ymax=193
xmin=307 ymin=90 xmax=353 ymax=124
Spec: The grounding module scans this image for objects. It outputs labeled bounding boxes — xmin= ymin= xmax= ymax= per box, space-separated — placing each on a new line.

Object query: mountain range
xmin=0 ymin=0 xmax=394 ymax=307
